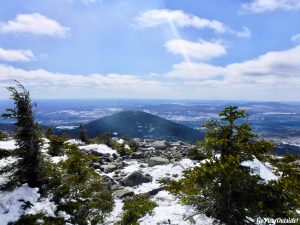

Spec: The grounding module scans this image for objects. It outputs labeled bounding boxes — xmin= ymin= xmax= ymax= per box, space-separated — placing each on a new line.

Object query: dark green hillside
xmin=74 ymin=111 xmax=204 ymax=143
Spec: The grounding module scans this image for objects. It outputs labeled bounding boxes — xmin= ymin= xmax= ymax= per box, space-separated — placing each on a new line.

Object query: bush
xmin=48 ymin=134 xmax=67 ymax=156
xmin=9 ymin=213 xmax=65 ymax=225
xmin=187 ymin=147 xmax=207 ymax=161
xmin=53 ymin=147 xmax=114 ymax=225
xmin=0 ymin=130 xmax=8 ymax=141
xmin=120 ymin=194 xmax=156 ymax=225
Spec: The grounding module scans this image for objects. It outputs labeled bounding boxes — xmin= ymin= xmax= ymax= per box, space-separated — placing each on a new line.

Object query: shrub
xmin=9 ymin=213 xmax=65 ymax=225
xmin=120 ymin=194 xmax=157 ymax=225
xmin=0 ymin=130 xmax=8 ymax=141
xmin=48 ymin=134 xmax=67 ymax=156
xmin=187 ymin=147 xmax=207 ymax=161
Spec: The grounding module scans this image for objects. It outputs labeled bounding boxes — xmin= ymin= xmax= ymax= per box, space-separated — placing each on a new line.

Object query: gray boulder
xmin=100 ymin=163 xmax=117 ymax=173
xmin=120 ymin=171 xmax=152 ymax=187
xmin=148 ymin=157 xmax=169 ymax=167
xmin=152 ymin=140 xmax=169 ymax=150
xmin=113 ymin=189 xmax=134 ymax=199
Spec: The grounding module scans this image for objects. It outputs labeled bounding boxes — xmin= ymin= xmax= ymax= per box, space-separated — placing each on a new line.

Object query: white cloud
xmin=234 ymin=27 xmax=251 ymax=38
xmin=0 ymin=48 xmax=34 ymax=62
xmin=291 ymin=33 xmax=300 ymax=43
xmin=167 ymin=45 xmax=300 ymax=85
xmin=0 ymin=13 xmax=70 ymax=37
xmin=165 ymin=39 xmax=227 ymax=61
xmin=134 ymin=9 xmax=226 ymax=33
xmin=0 ymin=64 xmax=172 ymax=99
xmin=166 ymin=62 xmax=225 ymax=80
xmin=241 ymin=0 xmax=300 ymax=13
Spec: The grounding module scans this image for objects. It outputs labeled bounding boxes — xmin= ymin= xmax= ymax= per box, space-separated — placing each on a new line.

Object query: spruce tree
xmin=162 ymin=106 xmax=296 ymax=224
xmin=2 ymin=81 xmax=42 ymax=187
xmin=79 ymin=123 xmax=88 ymax=143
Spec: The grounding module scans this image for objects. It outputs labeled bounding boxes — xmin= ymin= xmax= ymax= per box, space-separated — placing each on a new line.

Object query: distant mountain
xmin=68 ymin=111 xmax=204 ymax=143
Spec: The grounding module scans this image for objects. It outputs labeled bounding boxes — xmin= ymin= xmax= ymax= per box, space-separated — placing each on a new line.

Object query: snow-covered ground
xmin=104 ymin=158 xmax=213 ymax=225
xmin=0 ymin=184 xmax=56 ymax=225
xmin=0 ymin=140 xmax=17 ymax=150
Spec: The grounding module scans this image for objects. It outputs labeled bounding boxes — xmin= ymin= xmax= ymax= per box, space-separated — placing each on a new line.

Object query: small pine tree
xmin=79 ymin=123 xmax=88 ymax=143
xmin=0 ymin=130 xmax=8 ymax=141
xmin=162 ymin=106 xmax=297 ymax=224
xmin=2 ymin=81 xmax=42 ymax=188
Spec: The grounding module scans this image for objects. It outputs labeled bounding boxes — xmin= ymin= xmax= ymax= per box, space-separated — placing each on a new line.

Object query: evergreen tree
xmin=2 ymin=81 xmax=42 ymax=188
xmin=162 ymin=106 xmax=296 ymax=224
xmin=79 ymin=123 xmax=88 ymax=143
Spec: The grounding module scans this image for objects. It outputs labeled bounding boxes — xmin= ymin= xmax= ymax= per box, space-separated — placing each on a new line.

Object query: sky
xmin=0 ymin=0 xmax=300 ymax=100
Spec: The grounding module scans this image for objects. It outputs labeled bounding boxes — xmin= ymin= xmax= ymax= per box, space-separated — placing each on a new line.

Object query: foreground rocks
xmin=120 ymin=171 xmax=153 ymax=187
xmin=148 ymin=157 xmax=169 ymax=167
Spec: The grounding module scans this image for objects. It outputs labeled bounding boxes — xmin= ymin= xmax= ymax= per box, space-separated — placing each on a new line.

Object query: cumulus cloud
xmin=134 ymin=9 xmax=226 ymax=33
xmin=241 ymin=0 xmax=300 ymax=13
xmin=0 ymin=64 xmax=172 ymax=98
xmin=0 ymin=13 xmax=70 ymax=37
xmin=0 ymin=48 xmax=34 ymax=62
xmin=167 ymin=45 xmax=300 ymax=85
xmin=165 ymin=39 xmax=227 ymax=61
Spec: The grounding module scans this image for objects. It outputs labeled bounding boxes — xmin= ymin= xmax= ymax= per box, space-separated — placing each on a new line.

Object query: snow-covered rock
xmin=79 ymin=144 xmax=118 ymax=156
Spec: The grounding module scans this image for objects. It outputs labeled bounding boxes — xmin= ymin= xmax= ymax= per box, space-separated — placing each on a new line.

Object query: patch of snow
xmin=0 ymin=184 xmax=56 ymax=224
xmin=64 ymin=139 xmax=85 ymax=146
xmin=241 ymin=157 xmax=278 ymax=182
xmin=119 ymin=159 xmax=198 ymax=194
xmin=79 ymin=144 xmax=118 ymax=156
xmin=0 ymin=140 xmax=17 ymax=150
xmin=139 ymin=191 xmax=213 ymax=225
xmin=103 ymin=199 xmax=123 ymax=225
xmin=116 ymin=139 xmax=124 ymax=144
xmin=0 ymin=156 xmax=18 ymax=169
xmin=50 ymin=155 xmax=68 ymax=164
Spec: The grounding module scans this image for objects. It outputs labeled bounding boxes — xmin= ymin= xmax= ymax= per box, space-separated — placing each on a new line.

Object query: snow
xmin=0 ymin=156 xmax=18 ymax=169
xmin=241 ymin=157 xmax=278 ymax=182
xmin=122 ymin=159 xmax=199 ymax=194
xmin=64 ymin=139 xmax=85 ymax=145
xmin=0 ymin=184 xmax=56 ymax=224
xmin=103 ymin=199 xmax=124 ymax=225
xmin=0 ymin=140 xmax=17 ymax=150
xmin=79 ymin=144 xmax=118 ymax=156
xmin=139 ymin=191 xmax=213 ymax=225
xmin=50 ymin=155 xmax=68 ymax=164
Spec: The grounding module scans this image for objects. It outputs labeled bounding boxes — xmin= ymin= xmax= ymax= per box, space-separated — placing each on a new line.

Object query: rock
xmin=147 ymin=187 xmax=164 ymax=196
xmin=113 ymin=189 xmax=134 ymax=199
xmin=100 ymin=163 xmax=117 ymax=173
xmin=91 ymin=162 xmax=101 ymax=169
xmin=152 ymin=140 xmax=169 ymax=150
xmin=172 ymin=174 xmax=179 ymax=178
xmin=101 ymin=175 xmax=117 ymax=186
xmin=148 ymin=157 xmax=169 ymax=167
xmin=120 ymin=171 xmax=153 ymax=187
xmin=131 ymin=152 xmax=144 ymax=159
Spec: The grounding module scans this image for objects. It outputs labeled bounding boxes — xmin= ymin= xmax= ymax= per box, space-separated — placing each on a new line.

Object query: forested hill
xmin=66 ymin=111 xmax=204 ymax=143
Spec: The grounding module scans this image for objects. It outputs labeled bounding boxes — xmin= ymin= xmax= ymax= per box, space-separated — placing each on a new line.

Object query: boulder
xmin=100 ymin=163 xmax=117 ymax=173
xmin=152 ymin=140 xmax=169 ymax=150
xmin=131 ymin=152 xmax=144 ymax=159
xmin=148 ymin=157 xmax=169 ymax=167
xmin=120 ymin=171 xmax=153 ymax=187
xmin=113 ymin=189 xmax=134 ymax=199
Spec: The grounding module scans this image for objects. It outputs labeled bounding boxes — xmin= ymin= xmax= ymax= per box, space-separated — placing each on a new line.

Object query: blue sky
xmin=0 ymin=0 xmax=300 ymax=100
